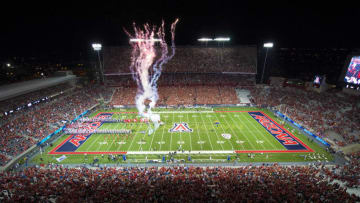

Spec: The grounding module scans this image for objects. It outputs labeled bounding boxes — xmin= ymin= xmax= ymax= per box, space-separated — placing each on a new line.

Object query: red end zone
xmin=48 ymin=135 xmax=128 ymax=155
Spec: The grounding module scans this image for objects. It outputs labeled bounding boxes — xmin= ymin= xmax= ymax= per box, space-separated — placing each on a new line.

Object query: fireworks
xmin=125 ymin=19 xmax=179 ymax=134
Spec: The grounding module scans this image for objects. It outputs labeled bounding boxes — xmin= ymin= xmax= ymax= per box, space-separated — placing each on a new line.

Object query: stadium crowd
xmin=104 ymin=46 xmax=257 ymax=74
xmin=0 ymin=165 xmax=358 ymax=202
xmin=0 ymin=84 xmax=114 ymax=166
xmin=108 ymin=73 xmax=255 ymax=106
xmin=110 ymin=85 xmax=241 ymax=106
xmin=327 ymin=152 xmax=360 ymax=188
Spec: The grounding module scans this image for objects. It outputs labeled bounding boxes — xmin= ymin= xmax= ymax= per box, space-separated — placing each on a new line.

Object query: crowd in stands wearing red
xmin=0 ymin=165 xmax=358 ymax=202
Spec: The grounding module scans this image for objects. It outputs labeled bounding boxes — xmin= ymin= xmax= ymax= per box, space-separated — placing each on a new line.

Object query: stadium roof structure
xmin=0 ymin=75 xmax=76 ymax=101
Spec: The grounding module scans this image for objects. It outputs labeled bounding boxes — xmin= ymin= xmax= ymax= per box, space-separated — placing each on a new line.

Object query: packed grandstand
xmin=1 ymin=46 xmax=360 ymax=201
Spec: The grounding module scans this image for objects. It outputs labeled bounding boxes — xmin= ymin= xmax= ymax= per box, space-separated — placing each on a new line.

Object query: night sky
xmin=1 ymin=1 xmax=359 ymax=57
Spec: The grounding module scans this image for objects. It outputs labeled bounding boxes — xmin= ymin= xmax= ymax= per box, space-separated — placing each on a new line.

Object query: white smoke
xmin=125 ymin=19 xmax=179 ymax=135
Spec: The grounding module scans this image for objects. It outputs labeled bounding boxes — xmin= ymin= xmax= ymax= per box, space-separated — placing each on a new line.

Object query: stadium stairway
xmin=235 ymin=88 xmax=251 ymax=104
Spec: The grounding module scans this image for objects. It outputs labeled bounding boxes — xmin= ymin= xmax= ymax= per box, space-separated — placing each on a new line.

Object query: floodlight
xmin=92 ymin=43 xmax=104 ymax=83
xmin=198 ymin=38 xmax=213 ymax=42
xmin=6 ymin=63 xmax=10 ymax=67
xmin=261 ymin=42 xmax=274 ymax=84
xmin=92 ymin=43 xmax=102 ymax=51
xmin=130 ymin=38 xmax=161 ymax=42
xmin=263 ymin=42 xmax=274 ymax=48
xmin=214 ymin=37 xmax=230 ymax=42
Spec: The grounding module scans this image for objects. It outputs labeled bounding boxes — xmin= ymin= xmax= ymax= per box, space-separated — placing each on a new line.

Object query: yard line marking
xmin=229 ymin=113 xmax=258 ymax=149
xmin=148 ymin=116 xmax=160 ymax=150
xmin=243 ymin=113 xmax=283 ymax=150
xmin=116 ymin=114 xmax=142 ymax=152
xmin=193 ymin=111 xmax=204 ymax=151
xmin=137 ymin=120 xmax=154 ymax=152
xmin=125 ymin=120 xmax=146 ymax=152
xmin=186 ymin=112 xmax=193 ymax=151
xmin=169 ymin=112 xmax=175 ymax=151
xmin=213 ymin=113 xmax=235 ymax=150
xmin=226 ymin=113 xmax=254 ymax=149
xmin=107 ymin=118 xmax=126 ymax=151
xmin=216 ymin=112 xmax=244 ymax=150
xmin=85 ymin=129 xmax=109 ymax=153
xmin=204 ymin=112 xmax=224 ymax=150
xmin=199 ymin=112 xmax=214 ymax=150
xmin=158 ymin=114 xmax=167 ymax=151
xmin=235 ymin=113 xmax=266 ymax=150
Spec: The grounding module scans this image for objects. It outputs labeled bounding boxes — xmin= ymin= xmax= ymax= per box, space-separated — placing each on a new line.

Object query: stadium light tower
xmin=92 ymin=43 xmax=104 ymax=83
xmin=261 ymin=42 xmax=273 ymax=83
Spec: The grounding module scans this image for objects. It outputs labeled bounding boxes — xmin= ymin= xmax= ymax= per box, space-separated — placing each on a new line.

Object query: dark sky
xmin=1 ymin=1 xmax=359 ymax=57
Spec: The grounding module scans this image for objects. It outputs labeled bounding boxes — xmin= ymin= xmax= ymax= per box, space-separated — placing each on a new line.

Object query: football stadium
xmin=1 ymin=2 xmax=360 ymax=202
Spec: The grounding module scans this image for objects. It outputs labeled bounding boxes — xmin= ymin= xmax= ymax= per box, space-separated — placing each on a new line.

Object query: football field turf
xmin=33 ymin=107 xmax=333 ymax=164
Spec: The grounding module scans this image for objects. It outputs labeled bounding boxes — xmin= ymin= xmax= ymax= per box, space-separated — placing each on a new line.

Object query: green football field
xmin=31 ymin=107 xmax=333 ymax=164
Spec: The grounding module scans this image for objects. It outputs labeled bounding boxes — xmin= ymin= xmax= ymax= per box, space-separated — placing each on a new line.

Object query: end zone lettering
xmin=248 ymin=112 xmax=308 ymax=151
xmin=54 ymin=113 xmax=113 ymax=153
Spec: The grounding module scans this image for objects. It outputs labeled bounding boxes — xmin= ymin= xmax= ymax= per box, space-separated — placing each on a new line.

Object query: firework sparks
xmin=125 ymin=19 xmax=179 ymax=134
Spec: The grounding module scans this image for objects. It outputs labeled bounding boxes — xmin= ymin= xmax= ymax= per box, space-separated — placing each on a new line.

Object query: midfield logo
xmin=169 ymin=122 xmax=193 ymax=133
